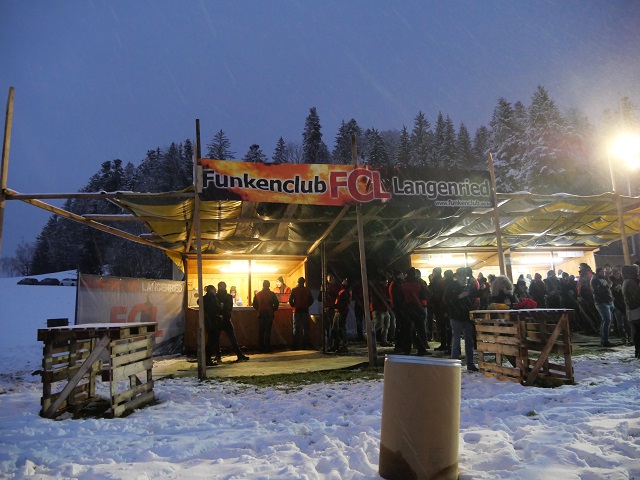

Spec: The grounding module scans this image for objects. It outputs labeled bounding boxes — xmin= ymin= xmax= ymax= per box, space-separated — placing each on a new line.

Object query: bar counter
xmin=184 ymin=305 xmax=322 ymax=353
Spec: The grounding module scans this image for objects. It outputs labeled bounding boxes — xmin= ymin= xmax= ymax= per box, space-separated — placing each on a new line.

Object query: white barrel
xmin=379 ymin=355 xmax=461 ymax=480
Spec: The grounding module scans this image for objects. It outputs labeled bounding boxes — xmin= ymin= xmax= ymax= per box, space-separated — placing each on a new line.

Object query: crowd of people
xmin=199 ymin=260 xmax=640 ymax=367
xmin=320 ymin=260 xmax=640 ymax=367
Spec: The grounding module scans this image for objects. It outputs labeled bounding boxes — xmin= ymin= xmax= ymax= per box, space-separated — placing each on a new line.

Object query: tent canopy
xmin=109 ymin=189 xmax=640 ymax=269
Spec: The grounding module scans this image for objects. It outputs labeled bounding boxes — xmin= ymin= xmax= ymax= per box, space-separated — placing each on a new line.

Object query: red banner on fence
xmin=76 ymin=274 xmax=185 ymax=356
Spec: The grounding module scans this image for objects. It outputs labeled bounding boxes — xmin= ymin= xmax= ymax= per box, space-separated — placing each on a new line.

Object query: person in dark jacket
xmin=621 ymin=264 xmax=640 ymax=358
xmin=388 ymin=270 xmax=406 ymax=354
xmin=445 ymin=267 xmax=479 ymax=371
xmin=591 ymin=267 xmax=615 ymax=347
xmin=253 ymin=280 xmax=279 ymax=353
xmin=329 ymin=278 xmax=351 ymax=353
xmin=610 ymin=267 xmax=629 ymax=343
xmin=202 ymin=285 xmax=221 ymax=366
xmin=429 ymin=267 xmax=449 ymax=351
xmin=528 ymin=273 xmax=547 ymax=308
xmin=577 ymin=263 xmax=599 ymax=334
xmin=544 ymin=270 xmax=563 ymax=308
xmin=289 ymin=277 xmax=314 ymax=350
xmin=399 ymin=267 xmax=430 ymax=356
xmin=215 ymin=282 xmax=249 ymax=362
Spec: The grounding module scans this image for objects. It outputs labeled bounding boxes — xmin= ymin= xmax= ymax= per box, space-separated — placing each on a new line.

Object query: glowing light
xmin=219 ymin=261 xmax=278 ymax=273
xmin=609 ymin=133 xmax=640 ymax=170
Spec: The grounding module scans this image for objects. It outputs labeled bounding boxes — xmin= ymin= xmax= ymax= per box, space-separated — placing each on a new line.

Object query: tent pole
xmin=0 ymin=87 xmax=14 ymax=258
xmin=351 ymin=135 xmax=377 ymax=366
xmin=488 ymin=153 xmax=506 ymax=276
xmin=321 ymin=242 xmax=327 ymax=354
xmin=195 ymin=119 xmax=206 ymax=380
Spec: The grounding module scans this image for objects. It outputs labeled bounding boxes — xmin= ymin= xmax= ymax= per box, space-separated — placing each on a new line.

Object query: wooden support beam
xmin=4 ymin=188 xmax=178 ymax=254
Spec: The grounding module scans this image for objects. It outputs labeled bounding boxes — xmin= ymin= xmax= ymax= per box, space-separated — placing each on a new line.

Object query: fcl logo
xmin=329 ymin=168 xmax=391 ymax=202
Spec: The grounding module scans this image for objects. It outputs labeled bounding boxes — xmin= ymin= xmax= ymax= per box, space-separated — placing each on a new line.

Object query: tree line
xmin=1 ymin=86 xmax=638 ymax=278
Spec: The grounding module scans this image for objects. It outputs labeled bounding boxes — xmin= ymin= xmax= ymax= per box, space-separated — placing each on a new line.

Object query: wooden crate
xmin=471 ymin=309 xmax=574 ymax=386
xmin=38 ymin=323 xmax=156 ymax=418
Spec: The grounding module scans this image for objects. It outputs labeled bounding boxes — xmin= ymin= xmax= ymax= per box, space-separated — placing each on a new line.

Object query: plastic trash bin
xmin=379 ymin=355 xmax=461 ymax=480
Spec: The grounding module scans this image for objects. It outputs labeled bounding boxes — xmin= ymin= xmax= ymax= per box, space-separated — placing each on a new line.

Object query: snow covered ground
xmin=0 ymin=272 xmax=639 ymax=479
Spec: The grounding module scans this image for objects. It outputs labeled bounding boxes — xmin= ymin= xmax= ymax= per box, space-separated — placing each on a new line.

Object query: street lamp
xmin=608 ymin=133 xmax=640 ymax=265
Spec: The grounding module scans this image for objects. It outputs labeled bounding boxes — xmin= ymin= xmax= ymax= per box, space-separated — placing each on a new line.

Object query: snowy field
xmin=0 ymin=272 xmax=639 ymax=479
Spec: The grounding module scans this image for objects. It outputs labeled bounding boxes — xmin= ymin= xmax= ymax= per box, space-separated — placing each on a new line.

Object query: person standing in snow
xmin=445 ymin=267 xmax=480 ymax=371
xmin=621 ymin=264 xmax=640 ymax=358
xmin=591 ymin=267 xmax=616 ymax=347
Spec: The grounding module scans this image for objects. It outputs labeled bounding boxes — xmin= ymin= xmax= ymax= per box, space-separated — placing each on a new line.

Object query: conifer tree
xmin=488 ymin=98 xmax=520 ymax=192
xmin=206 ymin=129 xmax=235 ymax=160
xmin=363 ymin=128 xmax=390 ymax=166
xmin=272 ymin=137 xmax=288 ymax=163
xmin=395 ymin=125 xmax=412 ymax=166
xmin=332 ymin=119 xmax=362 ymax=164
xmin=472 ymin=126 xmax=490 ymax=169
xmin=456 ymin=123 xmax=474 ymax=169
xmin=302 ymin=107 xmax=330 ymax=164
xmin=410 ymin=111 xmax=432 ymax=166
xmin=243 ymin=144 xmax=267 ymax=163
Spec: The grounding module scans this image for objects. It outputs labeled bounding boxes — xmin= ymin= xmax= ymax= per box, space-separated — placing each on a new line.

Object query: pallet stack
xmin=37 ymin=322 xmax=156 ymax=418
xmin=471 ymin=309 xmax=574 ymax=386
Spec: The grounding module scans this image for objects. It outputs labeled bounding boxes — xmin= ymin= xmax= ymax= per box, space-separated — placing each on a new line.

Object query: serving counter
xmin=184 ymin=305 xmax=322 ymax=353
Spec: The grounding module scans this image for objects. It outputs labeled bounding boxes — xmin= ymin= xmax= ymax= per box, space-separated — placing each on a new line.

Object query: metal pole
xmin=608 ymin=150 xmax=631 ymax=264
xmin=0 ymin=87 xmax=15 ymax=258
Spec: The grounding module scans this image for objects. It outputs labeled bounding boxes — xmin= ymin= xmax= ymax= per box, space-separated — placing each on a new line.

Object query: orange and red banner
xmin=199 ymin=159 xmax=493 ymax=208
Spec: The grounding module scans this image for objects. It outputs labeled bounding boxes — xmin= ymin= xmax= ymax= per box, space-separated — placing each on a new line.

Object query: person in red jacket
xmin=289 ymin=277 xmax=314 ymax=350
xmin=252 ymin=280 xmax=279 ymax=353
xmin=399 ymin=267 xmax=430 ymax=356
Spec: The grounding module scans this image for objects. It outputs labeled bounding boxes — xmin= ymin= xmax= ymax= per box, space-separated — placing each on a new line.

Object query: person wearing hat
xmin=274 ymin=276 xmax=291 ymax=295
xmin=252 ymin=279 xmax=279 ymax=353
xmin=289 ymin=277 xmax=314 ymax=349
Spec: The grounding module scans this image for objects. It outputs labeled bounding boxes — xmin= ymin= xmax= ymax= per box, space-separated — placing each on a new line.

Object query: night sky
xmin=1 ymin=0 xmax=639 ymax=261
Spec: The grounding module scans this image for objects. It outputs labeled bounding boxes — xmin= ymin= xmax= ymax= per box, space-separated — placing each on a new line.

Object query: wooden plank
xmin=475 ymin=324 xmax=520 ymax=335
xmin=525 ymin=314 xmax=567 ymax=386
xmin=478 ymin=362 xmax=521 ymax=377
xmin=111 ymin=358 xmax=153 ymax=382
xmin=112 ymin=380 xmax=154 ymax=406
xmin=112 ymin=390 xmax=155 ymax=417
xmin=477 ymin=342 xmax=520 ymax=356
xmin=477 ymin=333 xmax=521 ymax=346
xmin=112 ymin=348 xmax=152 ymax=368
xmin=111 ymin=337 xmax=152 ymax=356
xmin=43 ymin=335 xmax=110 ymax=418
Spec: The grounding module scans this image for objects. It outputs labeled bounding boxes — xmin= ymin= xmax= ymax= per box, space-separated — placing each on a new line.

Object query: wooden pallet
xmin=38 ymin=323 xmax=156 ymax=418
xmin=471 ymin=309 xmax=574 ymax=386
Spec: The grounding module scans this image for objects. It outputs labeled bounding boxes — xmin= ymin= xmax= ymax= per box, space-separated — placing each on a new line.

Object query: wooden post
xmin=195 ymin=119 xmax=206 ymax=380
xmin=351 ymin=135 xmax=377 ymax=366
xmin=488 ymin=153 xmax=506 ymax=275
xmin=0 ymin=87 xmax=15 ymax=257
xmin=608 ymin=152 xmax=631 ymax=264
